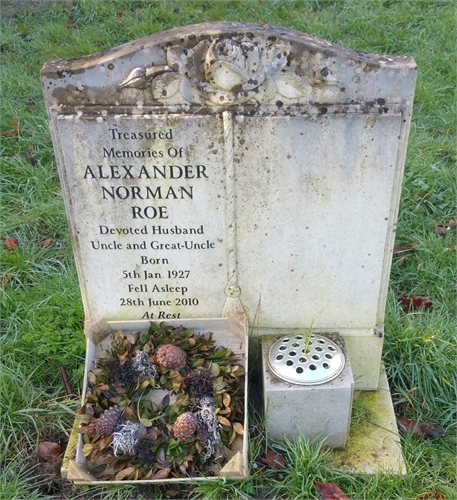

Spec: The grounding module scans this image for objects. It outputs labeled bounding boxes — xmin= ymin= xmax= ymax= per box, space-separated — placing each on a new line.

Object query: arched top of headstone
xmin=41 ymin=22 xmax=416 ymax=111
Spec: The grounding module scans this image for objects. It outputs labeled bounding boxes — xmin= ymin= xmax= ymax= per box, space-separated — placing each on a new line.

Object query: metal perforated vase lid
xmin=268 ymin=334 xmax=345 ymax=385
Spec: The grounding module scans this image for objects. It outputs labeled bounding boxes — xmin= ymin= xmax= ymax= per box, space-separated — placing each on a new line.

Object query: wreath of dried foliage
xmin=76 ymin=322 xmax=245 ymax=481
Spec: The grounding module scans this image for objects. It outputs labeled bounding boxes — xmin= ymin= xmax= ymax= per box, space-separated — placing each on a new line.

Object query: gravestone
xmin=41 ymin=22 xmax=416 ymax=478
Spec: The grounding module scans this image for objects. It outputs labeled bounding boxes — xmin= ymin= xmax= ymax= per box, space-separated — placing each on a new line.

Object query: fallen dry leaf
xmin=7 ymin=117 xmax=22 ymax=132
xmin=22 ymin=153 xmax=37 ymax=165
xmin=98 ymin=435 xmax=113 ymax=450
xmin=150 ymin=467 xmax=171 ymax=480
xmin=393 ymin=245 xmax=416 ymax=254
xmin=435 ymin=224 xmax=446 ymax=236
xmin=398 ymin=296 xmax=411 ymax=310
xmin=91 ymin=464 xmax=107 ymax=475
xmin=115 ymin=465 xmax=136 ymax=480
xmin=418 ymin=422 xmax=449 ymax=438
xmin=412 ymin=295 xmax=433 ymax=309
xmin=5 ymin=237 xmax=19 ymax=250
xmin=315 ymin=481 xmax=351 ymax=500
xmin=67 ymin=23 xmax=79 ymax=28
xmin=77 ymin=424 xmax=96 ymax=434
xmin=118 ymin=350 xmax=129 ymax=365
xmin=82 ymin=443 xmax=94 ymax=458
xmin=233 ymin=422 xmax=244 ymax=435
xmin=235 ymin=399 xmax=244 ymax=415
xmin=195 ymin=440 xmax=203 ymax=453
xmin=259 ymin=449 xmax=285 ymax=470
xmin=39 ymin=238 xmax=54 ymax=248
xmin=95 ymin=383 xmax=110 ymax=392
xmin=1 ymin=130 xmax=19 ymax=137
xmin=218 ymin=416 xmax=231 ymax=427
xmin=228 ymin=428 xmax=237 ymax=445
xmin=126 ymin=332 xmax=136 ymax=344
xmin=123 ymin=405 xmax=134 ymax=418
xmin=436 ymin=220 xmax=456 ymax=235
xmin=38 ymin=441 xmax=61 ymax=461
xmin=416 ymin=493 xmax=446 ymax=500
xmin=83 ymin=406 xmax=94 ymax=417
xmin=397 ymin=417 xmax=426 ymax=437
xmin=398 ymin=295 xmax=432 ymax=312
xmin=222 ymin=392 xmax=231 ymax=408
xmin=397 ymin=417 xmax=448 ymax=438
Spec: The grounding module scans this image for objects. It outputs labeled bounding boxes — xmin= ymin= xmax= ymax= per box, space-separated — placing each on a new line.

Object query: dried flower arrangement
xmin=76 ymin=322 xmax=245 ymax=481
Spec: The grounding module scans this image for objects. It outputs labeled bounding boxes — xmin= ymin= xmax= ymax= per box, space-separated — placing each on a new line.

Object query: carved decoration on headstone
xmin=118 ymin=38 xmax=339 ymax=105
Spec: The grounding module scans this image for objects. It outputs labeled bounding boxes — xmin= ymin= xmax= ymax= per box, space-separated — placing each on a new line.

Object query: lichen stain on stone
xmin=47 ymin=66 xmax=87 ymax=80
xmin=362 ymin=62 xmax=380 ymax=73
xmin=331 ymin=389 xmax=398 ymax=470
xmin=51 ymin=83 xmax=121 ymax=106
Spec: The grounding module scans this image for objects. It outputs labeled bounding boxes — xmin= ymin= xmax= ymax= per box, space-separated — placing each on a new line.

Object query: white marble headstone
xmin=42 ymin=22 xmax=416 ymax=388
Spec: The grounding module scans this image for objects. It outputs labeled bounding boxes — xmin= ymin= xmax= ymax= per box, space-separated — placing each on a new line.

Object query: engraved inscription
xmin=56 ymin=115 xmax=227 ymax=320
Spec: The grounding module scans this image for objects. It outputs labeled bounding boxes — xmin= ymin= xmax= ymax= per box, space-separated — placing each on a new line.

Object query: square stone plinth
xmin=262 ymin=335 xmax=354 ymax=449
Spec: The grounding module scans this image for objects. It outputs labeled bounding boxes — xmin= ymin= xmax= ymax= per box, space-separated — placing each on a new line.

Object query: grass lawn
xmin=1 ymin=1 xmax=455 ymax=498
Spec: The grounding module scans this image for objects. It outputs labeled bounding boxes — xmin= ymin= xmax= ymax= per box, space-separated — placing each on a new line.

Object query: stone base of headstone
xmin=262 ymin=335 xmax=354 ymax=448
xmin=331 ymin=366 xmax=406 ymax=474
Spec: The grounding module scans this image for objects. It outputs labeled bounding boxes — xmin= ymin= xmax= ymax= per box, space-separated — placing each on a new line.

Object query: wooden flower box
xmin=63 ymin=315 xmax=248 ymax=484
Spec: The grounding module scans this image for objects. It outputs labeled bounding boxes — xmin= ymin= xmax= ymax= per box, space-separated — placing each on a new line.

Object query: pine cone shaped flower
xmin=155 ymin=344 xmax=187 ymax=371
xmin=95 ymin=405 xmax=121 ymax=437
xmin=173 ymin=412 xmax=198 ymax=442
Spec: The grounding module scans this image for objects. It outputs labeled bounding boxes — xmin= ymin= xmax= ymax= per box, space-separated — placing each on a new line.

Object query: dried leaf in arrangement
xmin=77 ymin=322 xmax=245 ymax=480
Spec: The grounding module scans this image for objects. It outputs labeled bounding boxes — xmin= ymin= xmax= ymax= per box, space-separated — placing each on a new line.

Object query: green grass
xmin=1 ymin=0 xmax=455 ymax=498
xmin=0 ymin=457 xmax=55 ymax=500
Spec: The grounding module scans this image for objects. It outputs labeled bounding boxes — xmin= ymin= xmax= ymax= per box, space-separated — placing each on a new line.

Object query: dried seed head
xmin=184 ymin=367 xmax=214 ymax=400
xmin=108 ymin=359 xmax=134 ymax=388
xmin=108 ymin=351 xmax=157 ymax=389
xmin=136 ymin=435 xmax=156 ymax=465
xmin=155 ymin=344 xmax=187 ymax=371
xmin=95 ymin=405 xmax=121 ymax=437
xmin=173 ymin=412 xmax=198 ymax=442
